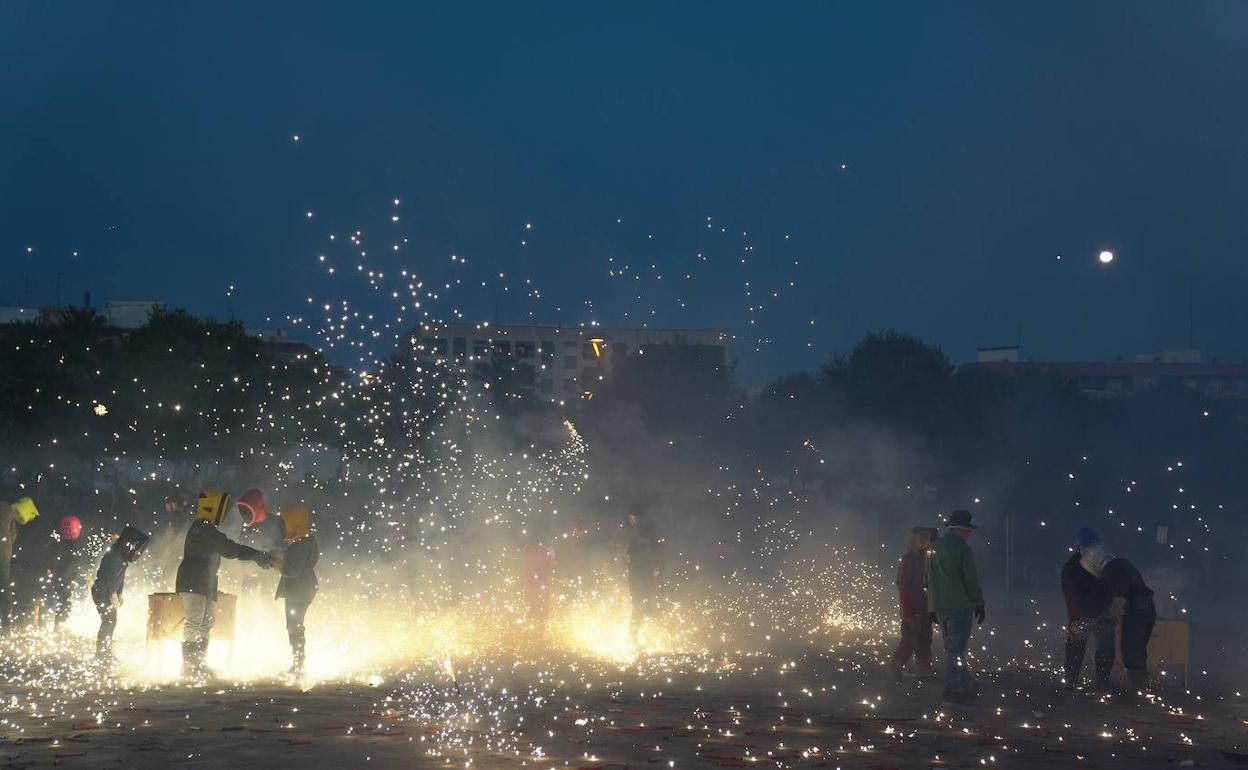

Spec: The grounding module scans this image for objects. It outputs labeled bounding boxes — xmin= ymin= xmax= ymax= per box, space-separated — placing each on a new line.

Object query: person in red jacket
xmin=888 ymin=526 xmax=936 ymax=678
xmin=1061 ymin=541 xmax=1114 ymax=690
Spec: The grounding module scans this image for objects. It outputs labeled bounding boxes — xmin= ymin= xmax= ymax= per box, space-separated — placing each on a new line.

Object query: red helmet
xmin=237 ymin=488 xmax=268 ymax=527
xmin=59 ymin=515 xmax=82 ymax=541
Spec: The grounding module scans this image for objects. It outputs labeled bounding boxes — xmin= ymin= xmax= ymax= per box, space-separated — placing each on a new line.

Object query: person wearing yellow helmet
xmin=175 ymin=490 xmax=275 ymax=678
xmin=274 ymin=505 xmax=318 ymax=677
xmin=1 ymin=498 xmax=39 ymax=634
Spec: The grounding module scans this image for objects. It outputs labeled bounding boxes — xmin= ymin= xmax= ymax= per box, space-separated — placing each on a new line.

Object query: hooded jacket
xmin=1061 ymin=553 xmax=1113 ymax=622
xmin=925 ymin=531 xmax=984 ymax=616
xmin=1101 ymin=557 xmax=1153 ymax=602
xmin=175 ymin=519 xmax=266 ymax=599
xmin=275 ymin=535 xmax=319 ymax=605
xmin=50 ymin=539 xmax=84 ymax=586
xmin=896 ymin=549 xmax=927 ymax=618
xmin=92 ymin=546 xmax=129 ymax=604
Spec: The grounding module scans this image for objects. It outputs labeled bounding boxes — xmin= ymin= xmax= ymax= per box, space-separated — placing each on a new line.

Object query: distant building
xmin=0 ymin=306 xmax=39 ymax=324
xmin=0 ymin=299 xmax=163 ymax=329
xmin=976 ymin=345 xmax=1021 ymax=363
xmin=962 ymin=348 xmax=1248 ymax=399
xmin=251 ymin=327 xmax=316 ymax=361
xmin=409 ymin=322 xmax=729 ymax=401
xmin=104 ymin=300 xmax=164 ymax=329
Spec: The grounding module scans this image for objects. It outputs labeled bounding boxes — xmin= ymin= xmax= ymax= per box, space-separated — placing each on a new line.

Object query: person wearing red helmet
xmin=48 ymin=515 xmax=85 ymax=631
xmin=238 ymin=489 xmax=284 ymax=600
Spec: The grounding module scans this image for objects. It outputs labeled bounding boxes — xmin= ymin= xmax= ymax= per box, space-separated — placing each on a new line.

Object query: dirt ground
xmin=4 ymin=628 xmax=1248 ymax=770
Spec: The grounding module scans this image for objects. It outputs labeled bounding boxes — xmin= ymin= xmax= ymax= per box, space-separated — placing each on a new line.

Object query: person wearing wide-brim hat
xmin=926 ymin=509 xmax=986 ymax=702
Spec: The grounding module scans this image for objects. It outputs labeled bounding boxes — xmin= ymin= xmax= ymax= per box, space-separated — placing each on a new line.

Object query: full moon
xmin=1098 ymin=250 xmax=1114 ymax=264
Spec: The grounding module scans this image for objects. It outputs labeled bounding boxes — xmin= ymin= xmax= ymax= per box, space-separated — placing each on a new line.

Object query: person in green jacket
xmin=926 ymin=510 xmax=986 ymax=702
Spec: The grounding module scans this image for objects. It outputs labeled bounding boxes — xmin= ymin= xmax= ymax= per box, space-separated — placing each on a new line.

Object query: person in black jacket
xmin=1061 ymin=544 xmax=1114 ymax=690
xmin=275 ymin=505 xmax=318 ymax=676
xmin=92 ymin=526 xmax=150 ymax=663
xmin=1103 ymin=558 xmax=1156 ymax=691
xmin=624 ymin=507 xmax=664 ymax=643
xmin=48 ymin=515 xmax=85 ymax=631
xmin=237 ymin=489 xmax=283 ymax=598
xmin=176 ymin=490 xmax=274 ymax=678
xmin=1076 ymin=527 xmax=1157 ymax=692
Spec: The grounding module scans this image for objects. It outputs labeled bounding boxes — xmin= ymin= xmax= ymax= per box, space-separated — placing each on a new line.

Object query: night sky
xmin=3 ymin=2 xmax=1247 ymax=384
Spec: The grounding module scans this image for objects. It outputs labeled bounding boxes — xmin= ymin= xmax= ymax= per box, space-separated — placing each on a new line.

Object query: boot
xmin=288 ymin=630 xmax=306 ymax=676
xmin=196 ymin=639 xmax=218 ymax=679
xmin=95 ymin=635 xmax=113 ymax=666
xmin=182 ymin=640 xmax=216 ymax=680
xmin=181 ymin=641 xmax=198 ymax=678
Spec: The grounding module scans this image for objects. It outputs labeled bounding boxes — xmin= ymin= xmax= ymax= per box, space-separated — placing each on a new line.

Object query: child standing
xmin=888 ymin=526 xmax=935 ymax=678
xmin=91 ymin=526 xmax=150 ymax=664
xmin=275 ymin=505 xmax=318 ymax=676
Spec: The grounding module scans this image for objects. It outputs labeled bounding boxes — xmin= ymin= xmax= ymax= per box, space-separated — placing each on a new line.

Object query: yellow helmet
xmin=195 ymin=489 xmax=232 ymax=526
xmin=280 ymin=504 xmax=310 ymax=541
xmin=12 ymin=497 xmax=38 ymax=524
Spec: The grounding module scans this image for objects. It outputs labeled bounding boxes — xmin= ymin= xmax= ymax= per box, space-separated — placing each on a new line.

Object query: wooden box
xmin=1112 ymin=617 xmax=1189 ymax=689
xmin=146 ymin=591 xmax=237 ymax=644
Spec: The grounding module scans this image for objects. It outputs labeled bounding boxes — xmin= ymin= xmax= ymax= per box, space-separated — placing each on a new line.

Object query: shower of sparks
xmin=2 ymin=195 xmax=1239 ymax=769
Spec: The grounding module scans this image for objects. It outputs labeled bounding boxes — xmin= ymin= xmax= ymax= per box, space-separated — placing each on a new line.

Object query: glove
xmin=974 ymin=604 xmax=986 ymax=625
xmin=254 ymin=551 xmax=276 ymax=569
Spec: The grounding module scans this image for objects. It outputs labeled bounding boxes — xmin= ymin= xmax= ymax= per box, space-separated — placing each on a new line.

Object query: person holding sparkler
xmin=926 ymin=510 xmax=986 ymax=702
xmin=888 ymin=526 xmax=936 ymax=678
xmin=274 ymin=504 xmax=318 ymax=677
xmin=176 ymin=490 xmax=275 ymax=679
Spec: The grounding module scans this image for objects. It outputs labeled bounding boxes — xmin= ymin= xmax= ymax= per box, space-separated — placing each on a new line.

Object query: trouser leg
xmin=96 ymin=602 xmax=117 ymax=659
xmin=916 ymin=616 xmax=934 ymax=673
xmin=54 ymin=583 xmax=72 ymax=626
xmin=1064 ymin=619 xmax=1090 ymax=683
xmin=1121 ymin=600 xmax=1156 ymax=688
xmin=890 ymin=617 xmax=918 ymax=671
xmin=0 ymin=559 xmax=11 ymax=631
xmin=180 ymin=592 xmax=215 ymax=674
xmin=1091 ymin=618 xmax=1116 ymax=687
xmin=940 ymin=610 xmax=974 ymax=696
xmin=285 ymin=599 xmax=309 ymax=671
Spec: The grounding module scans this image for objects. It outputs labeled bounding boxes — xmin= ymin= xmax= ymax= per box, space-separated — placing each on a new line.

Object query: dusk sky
xmin=4 ymin=2 xmax=1247 ymax=384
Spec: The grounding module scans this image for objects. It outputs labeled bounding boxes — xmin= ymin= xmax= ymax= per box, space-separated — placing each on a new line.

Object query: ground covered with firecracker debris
xmin=4 ymin=632 xmax=1248 ymax=770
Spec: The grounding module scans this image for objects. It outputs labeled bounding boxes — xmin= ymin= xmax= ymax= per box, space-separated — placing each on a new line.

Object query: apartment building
xmin=410 ymin=322 xmax=729 ymax=400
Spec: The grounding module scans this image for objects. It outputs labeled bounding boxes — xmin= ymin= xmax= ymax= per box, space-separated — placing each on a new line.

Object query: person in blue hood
xmin=1062 ymin=528 xmax=1115 ymax=690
